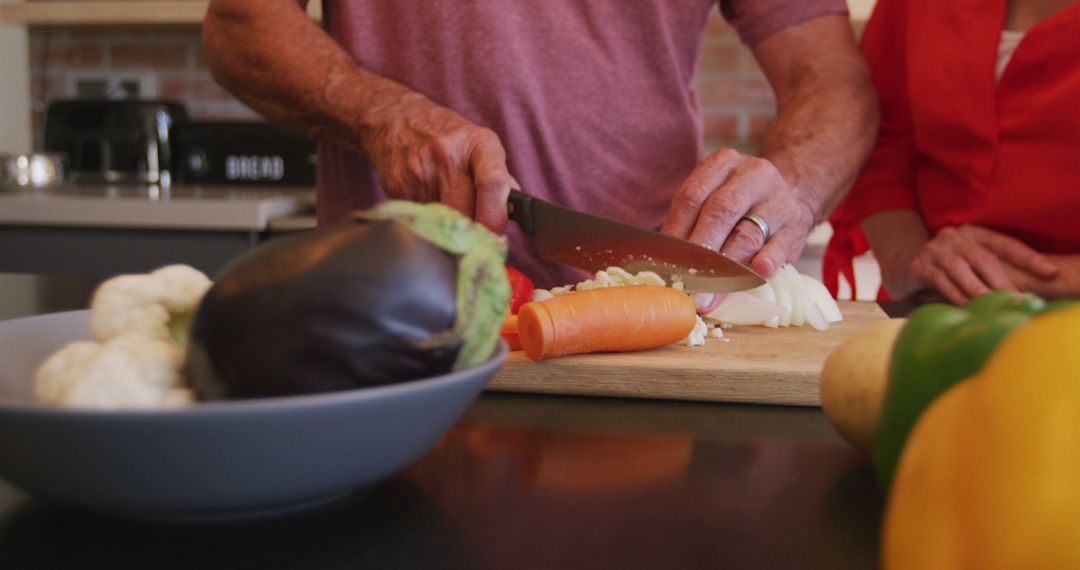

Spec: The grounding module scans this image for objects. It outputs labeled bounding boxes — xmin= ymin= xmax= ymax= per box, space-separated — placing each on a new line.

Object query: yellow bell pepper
xmin=883 ymin=305 xmax=1080 ymax=570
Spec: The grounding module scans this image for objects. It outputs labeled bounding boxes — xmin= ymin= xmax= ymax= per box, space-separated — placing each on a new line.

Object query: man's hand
xmin=909 ymin=225 xmax=1059 ymax=304
xmin=203 ymin=0 xmax=516 ymax=232
xmin=659 ymin=13 xmax=874 ymax=314
xmin=364 ymin=93 xmax=517 ymax=233
xmin=661 ymin=148 xmax=815 ymax=277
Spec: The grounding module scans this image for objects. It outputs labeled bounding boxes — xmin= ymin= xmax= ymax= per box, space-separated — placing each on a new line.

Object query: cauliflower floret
xmin=684 ymin=315 xmax=708 ymax=347
xmin=574 ymin=270 xmax=617 ymax=291
xmin=34 ymin=264 xmax=210 ymax=410
xmin=576 ymin=267 xmax=669 ymax=291
xmin=550 ymin=284 xmax=575 ymax=296
xmin=531 ymin=289 xmax=555 ymax=302
xmin=34 ymin=335 xmax=193 ymax=410
xmin=90 ymin=264 xmax=211 ymax=346
xmin=551 ymin=266 xmax=671 ymax=296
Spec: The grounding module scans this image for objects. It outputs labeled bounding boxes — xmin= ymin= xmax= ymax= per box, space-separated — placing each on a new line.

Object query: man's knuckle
xmin=404 ymin=153 xmax=428 ymax=182
xmin=790 ymin=204 xmax=813 ymax=227
xmin=778 ymin=235 xmax=804 ymax=259
xmin=429 ymin=135 xmax=459 ymax=161
xmin=746 ymin=157 xmax=772 ymax=175
xmin=702 ymin=196 xmax=741 ymax=223
xmin=730 ymin=226 xmax=765 ymax=251
xmin=679 ymin=183 xmax=713 ymax=204
xmin=706 ymin=147 xmax=741 ymax=166
xmin=472 ymin=127 xmax=500 ymax=146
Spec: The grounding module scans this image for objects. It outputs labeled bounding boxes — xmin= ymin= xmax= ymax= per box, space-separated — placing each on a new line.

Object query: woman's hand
xmin=1002 ymin=253 xmax=1080 ymax=299
xmin=909 ymin=225 xmax=1059 ymax=304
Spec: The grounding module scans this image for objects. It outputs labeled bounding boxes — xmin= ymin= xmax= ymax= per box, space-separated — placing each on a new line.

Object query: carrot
xmin=500 ymin=315 xmax=523 ymax=351
xmin=517 ymin=285 xmax=696 ymax=361
xmin=503 ymin=334 xmax=523 ymax=352
xmin=500 ymin=314 xmax=518 ymax=336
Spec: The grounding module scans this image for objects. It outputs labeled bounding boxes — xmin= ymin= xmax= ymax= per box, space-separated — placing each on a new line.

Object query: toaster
xmin=43 ymin=99 xmax=189 ymax=186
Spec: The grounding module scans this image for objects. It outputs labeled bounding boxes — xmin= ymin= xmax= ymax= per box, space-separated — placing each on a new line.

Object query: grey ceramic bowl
xmin=0 ymin=310 xmax=505 ymax=522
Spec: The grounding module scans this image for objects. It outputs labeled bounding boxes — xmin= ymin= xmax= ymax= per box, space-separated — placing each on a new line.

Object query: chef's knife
xmin=507 ymin=190 xmax=766 ymax=293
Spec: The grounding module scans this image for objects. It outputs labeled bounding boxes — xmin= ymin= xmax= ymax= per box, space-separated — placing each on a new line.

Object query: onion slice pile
xmin=704 ymin=265 xmax=843 ymax=331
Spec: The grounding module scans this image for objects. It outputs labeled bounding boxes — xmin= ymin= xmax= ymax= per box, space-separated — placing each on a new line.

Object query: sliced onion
xmin=704 ymin=291 xmax=785 ymax=326
xmin=745 ymin=282 xmax=780 ymax=327
xmin=770 ymin=273 xmax=792 ymax=327
xmin=693 ymin=292 xmax=723 ymax=314
xmin=804 ymin=297 xmax=829 ymax=331
xmin=784 ymin=265 xmax=807 ymax=327
xmin=801 ymin=274 xmax=844 ymax=323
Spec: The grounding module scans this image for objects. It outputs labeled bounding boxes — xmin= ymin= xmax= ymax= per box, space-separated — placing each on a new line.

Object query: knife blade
xmin=507 ymin=190 xmax=766 ymax=293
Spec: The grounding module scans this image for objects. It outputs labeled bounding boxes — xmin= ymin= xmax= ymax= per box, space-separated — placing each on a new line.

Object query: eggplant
xmin=185 ymin=201 xmax=510 ymax=400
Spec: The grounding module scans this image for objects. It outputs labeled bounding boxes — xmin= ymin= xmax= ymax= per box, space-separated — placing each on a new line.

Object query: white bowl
xmin=0 ymin=310 xmax=505 ymax=522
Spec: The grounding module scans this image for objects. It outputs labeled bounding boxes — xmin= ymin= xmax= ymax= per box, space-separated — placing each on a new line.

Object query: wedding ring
xmin=740 ymin=212 xmax=770 ymax=243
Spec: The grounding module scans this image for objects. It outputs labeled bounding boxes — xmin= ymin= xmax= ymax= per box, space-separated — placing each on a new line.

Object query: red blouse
xmin=823 ymin=0 xmax=1080 ymax=299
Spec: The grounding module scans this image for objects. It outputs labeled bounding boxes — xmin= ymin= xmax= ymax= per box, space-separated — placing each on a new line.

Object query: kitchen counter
xmin=0 ymin=392 xmax=882 ymax=569
xmin=0 ymin=183 xmax=314 ymax=276
xmin=0 ymin=1 xmax=324 ymax=25
xmin=0 ymin=183 xmax=314 ymax=231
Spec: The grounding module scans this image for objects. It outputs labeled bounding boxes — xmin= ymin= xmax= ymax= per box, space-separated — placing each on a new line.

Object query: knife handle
xmin=507 ymin=189 xmax=535 ymax=236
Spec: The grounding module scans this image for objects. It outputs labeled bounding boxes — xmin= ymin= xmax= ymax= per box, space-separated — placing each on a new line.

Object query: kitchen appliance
xmin=0 ymin=152 xmax=67 ymax=187
xmin=43 ymin=99 xmax=187 ymax=186
xmin=175 ymin=121 xmax=316 ymax=186
xmin=507 ymin=190 xmax=765 ymax=293
xmin=491 ymin=301 xmax=887 ymax=406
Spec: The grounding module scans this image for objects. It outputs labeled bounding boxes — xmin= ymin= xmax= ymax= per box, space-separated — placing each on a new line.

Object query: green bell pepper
xmin=873 ymin=291 xmax=1074 ymax=490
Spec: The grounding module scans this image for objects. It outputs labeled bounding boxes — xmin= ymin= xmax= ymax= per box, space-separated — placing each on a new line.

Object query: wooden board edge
xmin=486 ymin=373 xmax=821 ymax=407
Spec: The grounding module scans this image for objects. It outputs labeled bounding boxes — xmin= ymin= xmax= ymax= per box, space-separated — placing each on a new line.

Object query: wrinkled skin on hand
xmin=909 ymin=224 xmax=1059 ymax=305
xmin=364 ymin=92 xmax=519 ymax=233
xmin=662 ymin=148 xmax=814 ymax=312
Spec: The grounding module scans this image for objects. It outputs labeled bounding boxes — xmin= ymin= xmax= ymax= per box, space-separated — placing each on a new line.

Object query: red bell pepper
xmin=506 ymin=267 xmax=534 ymax=315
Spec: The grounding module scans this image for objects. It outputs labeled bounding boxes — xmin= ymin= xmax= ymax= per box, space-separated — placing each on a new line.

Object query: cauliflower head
xmin=34 ymin=264 xmax=211 ymax=410
xmin=34 ymin=336 xmax=194 ymax=410
xmin=90 ymin=264 xmax=212 ymax=346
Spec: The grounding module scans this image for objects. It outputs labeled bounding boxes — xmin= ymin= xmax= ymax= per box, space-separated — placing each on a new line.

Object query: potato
xmin=820 ymin=318 xmax=907 ymax=451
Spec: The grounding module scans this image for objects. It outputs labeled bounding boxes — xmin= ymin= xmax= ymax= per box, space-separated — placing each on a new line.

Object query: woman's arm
xmin=860 ymin=209 xmax=929 ymax=299
xmin=864 ymin=210 xmax=1063 ymax=303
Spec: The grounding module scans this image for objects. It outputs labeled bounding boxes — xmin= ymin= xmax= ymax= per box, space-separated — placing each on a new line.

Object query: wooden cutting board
xmin=487 ymin=301 xmax=888 ymax=406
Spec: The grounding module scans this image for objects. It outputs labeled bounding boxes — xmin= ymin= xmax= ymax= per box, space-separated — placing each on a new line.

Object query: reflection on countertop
xmin=0 ymin=393 xmax=884 ymax=570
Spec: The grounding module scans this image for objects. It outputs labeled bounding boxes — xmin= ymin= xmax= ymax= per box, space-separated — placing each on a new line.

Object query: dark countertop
xmin=0 ymin=392 xmax=884 ymax=569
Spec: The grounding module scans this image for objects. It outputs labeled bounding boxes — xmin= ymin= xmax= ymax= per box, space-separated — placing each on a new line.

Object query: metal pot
xmin=0 ymin=152 xmax=67 ymax=188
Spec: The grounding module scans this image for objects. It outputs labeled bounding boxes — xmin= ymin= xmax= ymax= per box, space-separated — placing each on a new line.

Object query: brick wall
xmin=28 ymin=12 xmax=776 ymax=152
xmin=28 ymin=25 xmax=257 ymax=144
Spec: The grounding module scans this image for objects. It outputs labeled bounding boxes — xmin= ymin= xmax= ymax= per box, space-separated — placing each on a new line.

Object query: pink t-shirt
xmin=316 ymin=0 xmax=847 ymax=287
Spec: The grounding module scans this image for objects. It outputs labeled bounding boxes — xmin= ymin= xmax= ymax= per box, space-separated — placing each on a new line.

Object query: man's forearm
xmin=203 ymin=0 xmax=420 ymax=154
xmin=753 ymin=15 xmax=878 ymax=224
